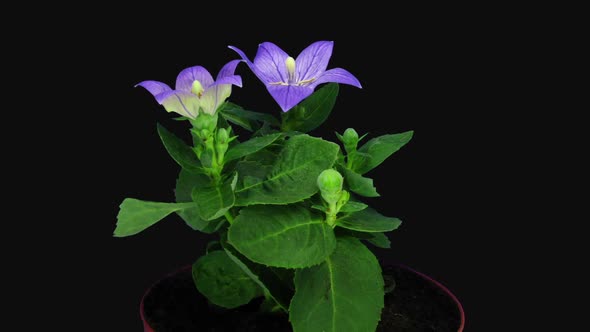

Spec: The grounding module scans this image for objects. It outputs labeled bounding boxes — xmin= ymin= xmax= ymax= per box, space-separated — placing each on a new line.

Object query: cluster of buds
xmin=317 ymin=169 xmax=349 ymax=226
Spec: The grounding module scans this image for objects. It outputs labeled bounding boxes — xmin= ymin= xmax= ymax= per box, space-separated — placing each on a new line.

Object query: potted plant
xmin=115 ymin=41 xmax=465 ymax=331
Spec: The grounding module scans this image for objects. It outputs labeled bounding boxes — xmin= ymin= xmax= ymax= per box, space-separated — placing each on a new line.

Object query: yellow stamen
xmin=285 ymin=57 xmax=296 ymax=81
xmin=191 ymin=80 xmax=204 ymax=97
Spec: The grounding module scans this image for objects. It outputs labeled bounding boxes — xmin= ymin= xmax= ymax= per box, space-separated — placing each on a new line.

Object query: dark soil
xmin=143 ymin=265 xmax=461 ymax=331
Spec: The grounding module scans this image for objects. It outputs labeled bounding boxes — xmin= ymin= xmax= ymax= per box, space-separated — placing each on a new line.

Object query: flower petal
xmin=155 ymin=90 xmax=200 ymax=119
xmin=311 ymin=68 xmax=362 ymax=89
xmin=253 ymin=42 xmax=290 ymax=83
xmin=267 ymin=85 xmax=314 ymax=112
xmin=228 ymin=46 xmax=253 ymax=66
xmin=213 ymin=75 xmax=242 ymax=87
xmin=200 ymin=84 xmax=233 ymax=115
xmin=135 ymin=81 xmax=172 ymax=97
xmin=175 ymin=66 xmax=215 ymax=92
xmin=217 ymin=59 xmax=242 ymax=80
xmin=296 ymin=41 xmax=334 ymax=82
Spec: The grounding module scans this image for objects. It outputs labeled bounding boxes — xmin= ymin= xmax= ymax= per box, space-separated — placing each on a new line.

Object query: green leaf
xmin=228 ymin=205 xmax=336 ymax=268
xmin=192 ymin=250 xmax=262 ymax=309
xmin=235 ymin=135 xmax=339 ymax=206
xmin=281 ymin=83 xmax=339 ymax=133
xmin=175 ymin=168 xmax=211 ymax=231
xmin=192 ymin=175 xmax=235 ymax=221
xmin=224 ymin=133 xmax=282 ymax=163
xmin=290 ymin=237 xmax=384 ymax=332
xmin=339 ymin=201 xmax=368 ymax=213
xmin=221 ymin=102 xmax=280 ymax=131
xmin=366 ymin=232 xmax=391 ymax=248
xmin=157 ymin=123 xmax=201 ymax=173
xmin=114 ymin=199 xmax=193 ymax=237
xmin=336 ymin=208 xmax=402 ymax=232
xmin=353 ymin=131 xmax=414 ymax=174
xmin=221 ymin=234 xmax=294 ymax=311
xmin=340 ymin=166 xmax=380 ymax=197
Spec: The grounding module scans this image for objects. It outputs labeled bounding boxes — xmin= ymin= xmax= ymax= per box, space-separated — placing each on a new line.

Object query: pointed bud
xmin=317 ymin=169 xmax=344 ymax=205
xmin=216 ymin=128 xmax=229 ymax=144
xmin=342 ymin=128 xmax=359 ymax=153
xmin=215 ymin=128 xmax=230 ymax=164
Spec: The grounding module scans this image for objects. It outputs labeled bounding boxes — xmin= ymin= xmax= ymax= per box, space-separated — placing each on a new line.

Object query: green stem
xmin=325 ymin=203 xmax=338 ymax=227
xmin=346 ymin=150 xmax=356 ymax=169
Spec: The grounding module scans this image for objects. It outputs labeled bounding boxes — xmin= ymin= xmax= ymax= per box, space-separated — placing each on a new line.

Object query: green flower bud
xmin=317 ymin=169 xmax=344 ymax=205
xmin=191 ymin=113 xmax=218 ymax=133
xmin=216 ymin=128 xmax=229 ymax=145
xmin=215 ymin=128 xmax=230 ymax=164
xmin=337 ymin=190 xmax=350 ymax=210
xmin=342 ymin=128 xmax=359 ymax=152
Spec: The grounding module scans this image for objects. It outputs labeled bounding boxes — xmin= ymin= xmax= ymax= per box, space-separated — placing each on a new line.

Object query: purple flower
xmin=136 ymin=61 xmax=242 ymax=118
xmin=229 ymin=41 xmax=361 ymax=112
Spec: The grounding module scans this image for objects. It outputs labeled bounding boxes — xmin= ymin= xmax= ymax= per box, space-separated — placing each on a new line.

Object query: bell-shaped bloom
xmin=136 ymin=60 xmax=242 ymax=118
xmin=229 ymin=41 xmax=361 ymax=112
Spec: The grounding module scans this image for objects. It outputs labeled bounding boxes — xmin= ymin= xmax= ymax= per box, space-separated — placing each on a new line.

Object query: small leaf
xmin=352 ymin=131 xmax=414 ymax=174
xmin=235 ymin=135 xmax=339 ymax=206
xmin=192 ymin=175 xmax=235 ymax=221
xmin=339 ymin=229 xmax=391 ymax=248
xmin=366 ymin=232 xmax=391 ymax=248
xmin=339 ymin=201 xmax=368 ymax=213
xmin=221 ymin=102 xmax=280 ymax=131
xmin=311 ymin=204 xmax=328 ymax=212
xmin=340 ymin=166 xmax=380 ymax=197
xmin=228 ymin=205 xmax=336 ymax=268
xmin=114 ymin=199 xmax=193 ymax=237
xmin=175 ymin=168 xmax=211 ymax=231
xmin=290 ymin=237 xmax=384 ymax=332
xmin=192 ymin=251 xmax=262 ymax=309
xmin=336 ymin=208 xmax=402 ymax=233
xmin=224 ymin=133 xmax=282 ymax=163
xmin=281 ymin=83 xmax=339 ymax=133
xmin=157 ymin=123 xmax=201 ymax=173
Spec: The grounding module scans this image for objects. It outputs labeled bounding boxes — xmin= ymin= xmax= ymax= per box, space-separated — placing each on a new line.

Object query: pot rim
xmin=140 ymin=264 xmax=465 ymax=332
xmin=397 ymin=264 xmax=466 ymax=332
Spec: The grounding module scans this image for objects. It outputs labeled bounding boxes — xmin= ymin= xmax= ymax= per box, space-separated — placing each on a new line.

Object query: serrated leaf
xmin=340 ymin=166 xmax=380 ymax=197
xmin=353 ymin=131 xmax=414 ymax=174
xmin=221 ymin=234 xmax=293 ymax=311
xmin=336 ymin=208 xmax=402 ymax=232
xmin=192 ymin=251 xmax=262 ymax=309
xmin=157 ymin=123 xmax=201 ymax=173
xmin=224 ymin=133 xmax=282 ymax=163
xmin=114 ymin=199 xmax=193 ymax=237
xmin=290 ymin=237 xmax=384 ymax=332
xmin=228 ymin=205 xmax=336 ymax=268
xmin=281 ymin=83 xmax=339 ymax=133
xmin=192 ymin=175 xmax=235 ymax=221
xmin=235 ymin=135 xmax=339 ymax=206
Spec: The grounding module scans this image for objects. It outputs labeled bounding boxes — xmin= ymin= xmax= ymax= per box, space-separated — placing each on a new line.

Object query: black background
xmin=38 ymin=9 xmax=520 ymax=332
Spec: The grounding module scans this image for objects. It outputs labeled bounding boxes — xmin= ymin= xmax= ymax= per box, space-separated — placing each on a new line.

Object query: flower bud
xmin=216 ymin=128 xmax=229 ymax=145
xmin=317 ymin=169 xmax=344 ymax=205
xmin=192 ymin=113 xmax=218 ymax=133
xmin=342 ymin=128 xmax=359 ymax=153
xmin=215 ymin=128 xmax=230 ymax=163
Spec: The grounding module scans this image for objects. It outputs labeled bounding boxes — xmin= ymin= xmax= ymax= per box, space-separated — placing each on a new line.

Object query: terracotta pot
xmin=140 ymin=264 xmax=464 ymax=331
